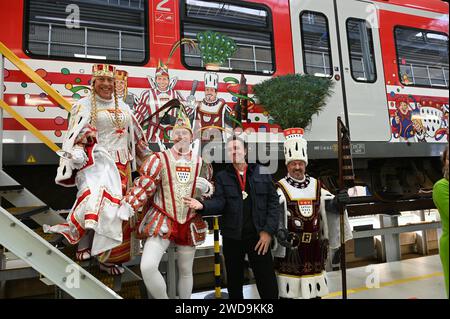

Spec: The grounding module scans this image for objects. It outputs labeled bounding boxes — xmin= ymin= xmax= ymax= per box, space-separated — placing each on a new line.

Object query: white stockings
xmin=140 ymin=236 xmax=196 ymax=299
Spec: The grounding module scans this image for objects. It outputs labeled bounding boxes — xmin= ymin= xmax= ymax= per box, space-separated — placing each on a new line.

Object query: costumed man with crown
xmin=192 ymin=71 xmax=233 ymax=142
xmin=115 ymin=69 xmax=138 ymax=110
xmin=118 ymin=104 xmax=214 ymax=298
xmin=44 ymin=64 xmax=151 ymax=275
xmin=391 ymin=96 xmax=415 ymax=142
xmin=272 ymin=128 xmax=352 ymax=299
xmin=134 ymin=60 xmax=186 ymax=143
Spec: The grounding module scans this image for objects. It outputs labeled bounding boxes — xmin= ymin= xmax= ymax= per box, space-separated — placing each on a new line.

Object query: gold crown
xmin=155 ymin=60 xmax=169 ymax=77
xmin=115 ymin=69 xmax=128 ymax=80
xmin=173 ymin=104 xmax=192 ymax=133
xmin=92 ymin=64 xmax=115 ymax=78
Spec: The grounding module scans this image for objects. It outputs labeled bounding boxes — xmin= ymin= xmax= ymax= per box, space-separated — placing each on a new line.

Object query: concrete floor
xmin=192 ymin=254 xmax=447 ymax=299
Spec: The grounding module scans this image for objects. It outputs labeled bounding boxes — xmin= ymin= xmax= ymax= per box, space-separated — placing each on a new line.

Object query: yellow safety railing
xmin=0 ymin=41 xmax=73 ymax=152
xmin=0 ymin=100 xmax=61 ymax=152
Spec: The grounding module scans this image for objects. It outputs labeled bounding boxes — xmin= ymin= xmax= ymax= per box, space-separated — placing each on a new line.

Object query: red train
xmin=0 ymin=0 xmax=448 ymax=197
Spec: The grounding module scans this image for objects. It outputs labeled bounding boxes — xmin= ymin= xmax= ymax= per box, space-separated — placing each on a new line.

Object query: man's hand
xmin=255 ymin=231 xmax=272 ymax=255
xmin=183 ymin=197 xmax=204 ymax=210
xmin=336 ymin=189 xmax=350 ymax=205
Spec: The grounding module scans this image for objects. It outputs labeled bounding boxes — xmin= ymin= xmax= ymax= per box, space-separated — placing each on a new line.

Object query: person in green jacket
xmin=433 ymin=146 xmax=449 ymax=298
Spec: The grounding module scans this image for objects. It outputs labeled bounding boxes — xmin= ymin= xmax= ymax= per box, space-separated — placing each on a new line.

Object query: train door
xmin=290 ymin=0 xmax=390 ymax=142
xmin=335 ymin=0 xmax=390 ymax=141
xmin=289 ymin=0 xmax=345 ymax=141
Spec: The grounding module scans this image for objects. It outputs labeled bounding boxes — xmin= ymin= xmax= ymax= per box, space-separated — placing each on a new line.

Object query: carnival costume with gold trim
xmin=117 ymin=106 xmax=213 ymax=298
xmin=272 ymin=128 xmax=352 ymax=299
xmin=120 ymin=105 xmax=214 ymax=246
xmin=44 ymin=64 xmax=151 ymax=263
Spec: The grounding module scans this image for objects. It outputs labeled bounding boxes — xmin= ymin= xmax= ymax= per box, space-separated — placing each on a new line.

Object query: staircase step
xmin=120 ymin=281 xmax=147 ymax=299
xmin=7 ymin=206 xmax=49 ymax=220
xmin=88 ymin=266 xmax=116 ymax=290
xmin=0 ymin=185 xmax=24 ymax=192
xmin=33 ymin=227 xmax=64 ymax=246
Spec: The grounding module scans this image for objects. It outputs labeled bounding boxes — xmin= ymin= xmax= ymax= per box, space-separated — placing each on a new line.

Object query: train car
xmin=0 ymin=0 xmax=448 ymax=206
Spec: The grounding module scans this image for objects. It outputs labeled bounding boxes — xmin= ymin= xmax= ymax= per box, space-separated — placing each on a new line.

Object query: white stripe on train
xmin=2 ymin=107 xmax=268 ymax=124
xmin=385 ymin=85 xmax=449 ymax=98
xmin=2 ymin=130 xmax=283 ymax=144
xmin=3 ymin=82 xmax=254 ymax=104
xmin=4 ymin=60 xmax=269 ymax=84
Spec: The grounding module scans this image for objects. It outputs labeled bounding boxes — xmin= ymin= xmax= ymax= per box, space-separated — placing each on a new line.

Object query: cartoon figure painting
xmin=115 ymin=69 xmax=137 ymax=110
xmin=191 ymin=31 xmax=238 ymax=142
xmin=192 ymin=71 xmax=233 ymax=142
xmin=420 ymin=101 xmax=448 ymax=142
xmin=389 ymin=95 xmax=449 ymax=143
xmin=391 ymin=96 xmax=415 ymax=142
xmin=411 ymin=109 xmax=426 ymax=142
xmin=134 ymin=60 xmax=185 ymax=142
xmin=134 ymin=40 xmax=195 ymax=142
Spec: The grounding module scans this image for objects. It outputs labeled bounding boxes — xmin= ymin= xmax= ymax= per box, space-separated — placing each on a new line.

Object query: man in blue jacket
xmin=183 ymin=136 xmax=280 ymax=299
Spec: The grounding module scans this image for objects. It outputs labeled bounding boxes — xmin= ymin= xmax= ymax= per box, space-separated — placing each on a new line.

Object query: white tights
xmin=140 ymin=236 xmax=196 ymax=299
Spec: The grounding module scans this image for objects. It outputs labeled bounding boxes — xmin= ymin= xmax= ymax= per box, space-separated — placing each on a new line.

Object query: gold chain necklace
xmin=90 ymin=90 xmax=124 ymax=132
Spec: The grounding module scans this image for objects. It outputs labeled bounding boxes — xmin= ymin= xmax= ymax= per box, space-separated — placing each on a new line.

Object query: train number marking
xmin=156 ymin=0 xmax=171 ymax=12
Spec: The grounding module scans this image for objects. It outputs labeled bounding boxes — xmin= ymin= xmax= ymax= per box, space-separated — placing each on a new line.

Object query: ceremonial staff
xmin=337 ymin=117 xmax=355 ymax=299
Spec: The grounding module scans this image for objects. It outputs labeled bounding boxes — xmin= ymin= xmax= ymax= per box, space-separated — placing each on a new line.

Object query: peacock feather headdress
xmin=196 ymin=31 xmax=237 ymax=70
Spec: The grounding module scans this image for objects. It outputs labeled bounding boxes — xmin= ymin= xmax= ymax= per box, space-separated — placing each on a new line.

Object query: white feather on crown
xmin=283 ymin=128 xmax=308 ymax=165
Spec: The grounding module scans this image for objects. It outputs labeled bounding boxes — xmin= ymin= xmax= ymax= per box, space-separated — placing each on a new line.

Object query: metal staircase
xmin=0 ymin=205 xmax=122 ymax=299
xmin=0 ymin=41 xmax=145 ymax=299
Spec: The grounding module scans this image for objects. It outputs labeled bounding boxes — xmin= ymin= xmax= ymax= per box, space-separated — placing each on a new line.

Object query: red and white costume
xmin=133 ymin=64 xmax=187 ymax=142
xmin=123 ymin=150 xmax=212 ymax=244
xmin=44 ymin=64 xmax=150 ymax=264
xmin=272 ymin=128 xmax=352 ymax=299
xmin=120 ymin=106 xmax=213 ymax=298
xmin=192 ymin=72 xmax=232 ymax=142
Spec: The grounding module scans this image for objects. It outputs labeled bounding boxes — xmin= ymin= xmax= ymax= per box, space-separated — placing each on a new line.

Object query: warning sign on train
xmin=27 ymin=155 xmax=37 ymax=163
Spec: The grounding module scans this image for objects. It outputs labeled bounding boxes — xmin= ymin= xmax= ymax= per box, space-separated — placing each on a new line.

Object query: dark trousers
xmin=222 ymin=236 xmax=279 ymax=299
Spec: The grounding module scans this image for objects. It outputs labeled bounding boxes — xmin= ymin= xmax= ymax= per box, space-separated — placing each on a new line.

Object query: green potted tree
xmin=252 ymin=74 xmax=334 ymax=130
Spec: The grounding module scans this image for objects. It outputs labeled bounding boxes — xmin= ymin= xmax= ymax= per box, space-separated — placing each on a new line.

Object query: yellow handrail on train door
xmin=0 ymin=41 xmax=73 ymax=153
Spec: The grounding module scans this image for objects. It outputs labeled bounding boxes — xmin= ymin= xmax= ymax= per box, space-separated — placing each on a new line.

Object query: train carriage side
xmin=0 ymin=0 xmax=295 ymax=165
xmin=0 ymin=0 xmax=294 ymax=207
xmin=0 ymin=0 xmax=448 ymax=203
xmin=288 ymin=0 xmax=448 ymax=194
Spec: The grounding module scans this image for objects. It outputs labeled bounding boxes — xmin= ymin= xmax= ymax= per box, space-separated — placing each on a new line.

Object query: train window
xmin=300 ymin=11 xmax=333 ymax=77
xmin=346 ymin=19 xmax=377 ymax=83
xmin=24 ymin=0 xmax=148 ymax=64
xmin=180 ymin=0 xmax=275 ymax=75
xmin=395 ymin=27 xmax=449 ymax=88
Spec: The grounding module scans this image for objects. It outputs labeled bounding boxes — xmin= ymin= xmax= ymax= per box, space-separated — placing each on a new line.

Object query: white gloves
xmin=70 ymin=147 xmax=88 ymax=169
xmin=117 ymin=201 xmax=134 ymax=221
xmin=196 ymin=177 xmax=214 ymax=198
